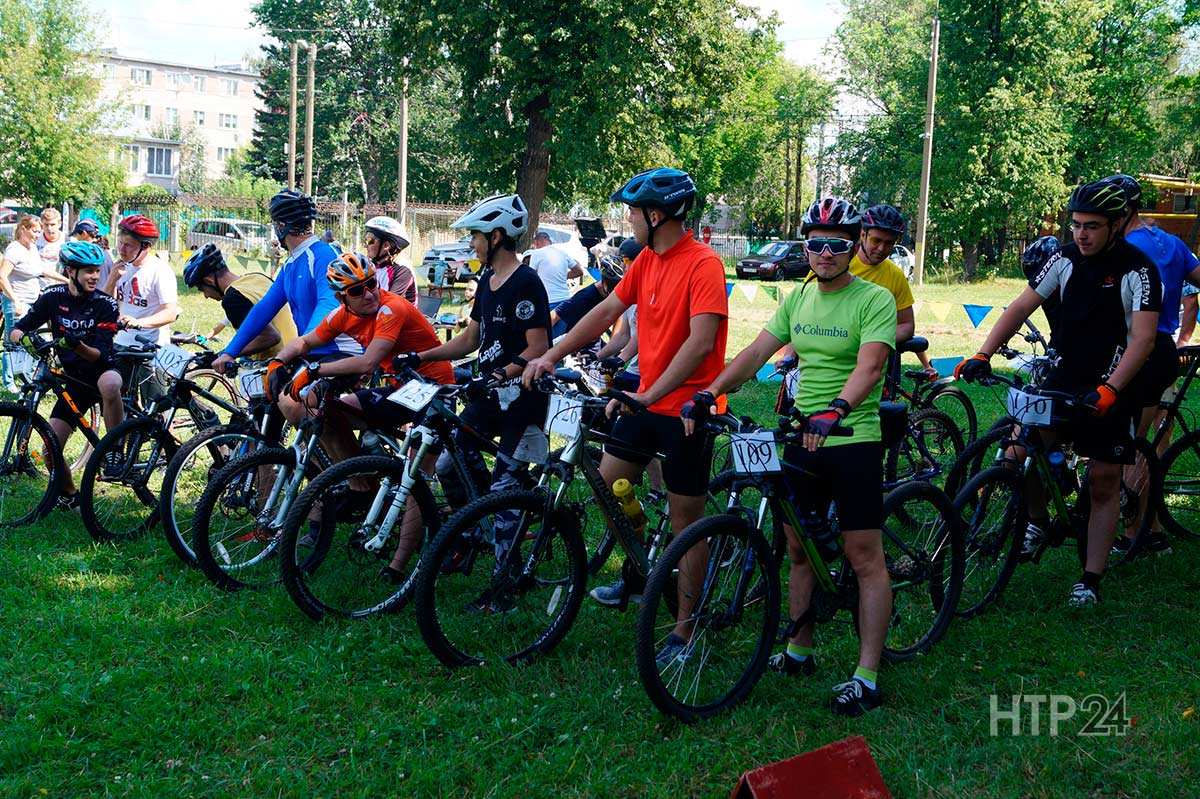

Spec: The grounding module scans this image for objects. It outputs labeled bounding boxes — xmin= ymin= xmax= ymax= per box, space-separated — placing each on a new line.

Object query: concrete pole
xmin=913 ymin=16 xmax=940 ymax=286
xmin=303 ymin=41 xmax=317 ymax=196
xmin=288 ymin=42 xmax=298 ymax=189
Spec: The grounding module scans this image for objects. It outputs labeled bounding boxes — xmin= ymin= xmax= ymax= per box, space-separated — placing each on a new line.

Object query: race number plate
xmin=544 ymin=393 xmax=584 ymax=438
xmin=730 ymin=431 xmax=782 ymax=475
xmin=1006 ymin=386 xmax=1053 ymax=427
xmin=8 ymin=350 xmax=37 ymax=382
xmin=388 ymin=379 xmax=440 ymax=412
xmin=238 ymin=369 xmax=267 ymax=400
xmin=152 ymin=344 xmax=193 ymax=379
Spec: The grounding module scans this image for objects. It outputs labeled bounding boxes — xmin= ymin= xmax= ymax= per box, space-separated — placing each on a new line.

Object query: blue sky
xmin=95 ymin=0 xmax=844 ymax=69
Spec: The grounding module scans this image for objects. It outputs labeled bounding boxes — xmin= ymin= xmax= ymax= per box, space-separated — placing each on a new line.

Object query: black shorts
xmin=781 ymin=441 xmax=884 ymax=531
xmin=1042 ymin=371 xmax=1136 ymax=465
xmin=460 ymin=389 xmax=548 ymax=458
xmin=604 ymin=410 xmax=713 ymax=497
xmin=351 ymin=385 xmax=419 ymax=431
xmin=1132 ymin=333 xmax=1179 ymax=410
xmin=52 ymin=361 xmax=119 ymax=427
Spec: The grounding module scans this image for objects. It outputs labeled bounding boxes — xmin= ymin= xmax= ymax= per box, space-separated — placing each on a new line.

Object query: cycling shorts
xmin=1132 ymin=333 xmax=1178 ymax=410
xmin=781 ymin=441 xmax=883 ymax=532
xmin=604 ymin=410 xmax=714 ymax=497
xmin=51 ymin=361 xmax=119 ymax=427
xmin=1041 ymin=371 xmax=1136 ymax=465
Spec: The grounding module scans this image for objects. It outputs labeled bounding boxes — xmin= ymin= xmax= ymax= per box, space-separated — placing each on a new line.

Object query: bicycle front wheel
xmin=158 ymin=424 xmax=269 ymax=568
xmin=1156 ymin=429 xmax=1200 ymax=540
xmin=280 ymin=455 xmax=440 ymax=620
xmin=0 ymin=403 xmax=63 ymax=527
xmin=634 ymin=513 xmax=779 ymax=722
xmin=414 ymin=489 xmax=587 ymax=668
xmin=79 ymin=418 xmax=176 ymax=543
xmin=951 ymin=465 xmax=1025 ymax=619
xmin=927 ymin=384 xmax=978 ymax=444
xmin=879 ymin=480 xmax=963 ymax=661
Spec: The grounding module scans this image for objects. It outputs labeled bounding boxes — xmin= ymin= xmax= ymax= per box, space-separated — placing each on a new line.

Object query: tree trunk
xmin=962 ymin=241 xmax=979 ymax=280
xmin=515 ymin=92 xmax=552 ymax=252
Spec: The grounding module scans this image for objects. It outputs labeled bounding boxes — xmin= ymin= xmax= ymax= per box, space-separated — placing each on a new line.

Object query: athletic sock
xmin=853 ymin=666 xmax=878 ymax=691
xmin=1080 ymin=571 xmax=1102 ymax=591
xmin=786 ymin=643 xmax=814 ymax=663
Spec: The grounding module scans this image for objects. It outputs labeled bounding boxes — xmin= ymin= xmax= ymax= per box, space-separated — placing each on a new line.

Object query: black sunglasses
xmin=344 ymin=277 xmax=378 ymax=297
xmin=804 ymin=237 xmax=854 ymax=255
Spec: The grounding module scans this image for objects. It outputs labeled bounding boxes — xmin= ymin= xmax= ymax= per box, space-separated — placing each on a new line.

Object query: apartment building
xmin=99 ymin=51 xmax=263 ymax=191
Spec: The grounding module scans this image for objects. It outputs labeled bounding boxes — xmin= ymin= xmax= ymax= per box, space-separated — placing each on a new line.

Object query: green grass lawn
xmin=1 ymin=270 xmax=1198 ymax=797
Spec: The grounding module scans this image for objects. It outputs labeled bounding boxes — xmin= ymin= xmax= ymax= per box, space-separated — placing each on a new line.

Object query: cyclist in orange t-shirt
xmin=523 ymin=167 xmax=728 ymax=645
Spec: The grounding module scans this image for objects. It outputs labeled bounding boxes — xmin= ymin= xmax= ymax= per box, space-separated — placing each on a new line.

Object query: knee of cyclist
xmin=1089 ymin=467 xmax=1120 ymax=501
xmin=97 ymin=372 xmax=122 ymax=397
xmin=842 ymin=535 xmax=885 ymax=574
xmin=786 ymin=540 xmax=808 ymax=566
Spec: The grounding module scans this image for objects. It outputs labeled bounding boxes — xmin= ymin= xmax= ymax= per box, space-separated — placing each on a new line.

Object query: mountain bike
xmin=633 ymin=408 xmax=963 ymax=721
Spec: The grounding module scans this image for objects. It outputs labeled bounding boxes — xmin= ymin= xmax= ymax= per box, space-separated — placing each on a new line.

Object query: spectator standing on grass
xmin=36 ymin=207 xmax=65 ymax=282
xmin=1 ymin=215 xmax=68 ymax=389
xmin=527 ymin=230 xmax=583 ymax=310
xmin=69 ymin=219 xmax=114 ymax=286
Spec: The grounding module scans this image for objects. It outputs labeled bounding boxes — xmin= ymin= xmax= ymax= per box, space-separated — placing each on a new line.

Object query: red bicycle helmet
xmin=118 ymin=214 xmax=160 ymax=243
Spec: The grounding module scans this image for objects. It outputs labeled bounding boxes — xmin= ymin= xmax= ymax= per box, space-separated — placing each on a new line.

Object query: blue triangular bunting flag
xmin=726 ymin=282 xmax=734 ymax=297
xmin=587 ymin=267 xmax=601 ymax=282
xmin=963 ymin=304 xmax=992 ymax=328
xmin=755 ymin=362 xmax=783 ymax=382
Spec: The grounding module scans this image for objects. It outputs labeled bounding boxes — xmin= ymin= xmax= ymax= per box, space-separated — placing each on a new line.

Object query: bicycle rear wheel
xmin=927 ymin=384 xmax=978 ymax=444
xmin=79 ymin=417 xmax=176 ymax=543
xmin=951 ymin=465 xmax=1025 ymax=618
xmin=634 ymin=513 xmax=779 ymax=722
xmin=1155 ymin=429 xmax=1200 ymax=540
xmin=280 ymin=455 xmax=440 ymax=620
xmin=0 ymin=403 xmax=63 ymax=527
xmin=885 ymin=408 xmax=964 ymax=488
xmin=878 ymin=480 xmax=963 ymax=661
xmin=944 ymin=416 xmax=1018 ymax=498
xmin=414 ymin=489 xmax=586 ymax=667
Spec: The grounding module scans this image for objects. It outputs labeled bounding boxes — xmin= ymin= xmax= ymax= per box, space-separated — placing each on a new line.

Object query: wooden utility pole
xmin=783 ymin=128 xmax=791 ymax=239
xmin=303 ymin=41 xmax=317 ymax=196
xmin=815 ymin=124 xmax=825 ymax=198
xmin=397 ymin=74 xmax=409 ymax=219
xmin=793 ymin=133 xmax=804 ymax=237
xmin=913 ymin=16 xmax=940 ymax=285
xmin=287 ymin=42 xmax=298 ymax=188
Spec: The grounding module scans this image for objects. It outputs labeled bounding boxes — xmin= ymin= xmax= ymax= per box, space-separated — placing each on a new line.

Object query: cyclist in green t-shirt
xmin=683 ymin=197 xmax=896 ymax=716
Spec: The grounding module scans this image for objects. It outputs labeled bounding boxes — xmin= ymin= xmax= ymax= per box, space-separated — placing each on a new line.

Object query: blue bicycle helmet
xmin=183 ymin=243 xmax=227 ymax=288
xmin=59 ymin=240 xmax=106 ymax=270
xmin=610 ymin=167 xmax=697 ymax=218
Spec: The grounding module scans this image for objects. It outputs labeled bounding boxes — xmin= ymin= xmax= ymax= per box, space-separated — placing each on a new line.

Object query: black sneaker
xmin=830 ymin=678 xmax=882 ymax=716
xmin=1142 ymin=530 xmax=1173 ymax=556
xmin=101 ymin=451 xmax=125 ymax=480
xmin=1020 ymin=522 xmax=1046 ymax=559
xmin=466 ymin=587 xmax=516 ymax=615
xmin=1067 ymin=582 xmax=1099 ymax=608
xmin=767 ymin=650 xmax=816 ymax=677
xmin=57 ymin=492 xmax=81 ymax=512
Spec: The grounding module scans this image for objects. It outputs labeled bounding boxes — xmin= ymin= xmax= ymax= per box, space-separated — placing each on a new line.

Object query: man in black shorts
xmin=959 ymin=180 xmax=1162 ymax=606
xmin=9 ymin=242 xmax=124 ymax=507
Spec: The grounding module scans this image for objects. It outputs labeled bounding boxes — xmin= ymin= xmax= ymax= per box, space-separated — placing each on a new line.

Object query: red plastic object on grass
xmin=730 ymin=736 xmax=891 ymax=799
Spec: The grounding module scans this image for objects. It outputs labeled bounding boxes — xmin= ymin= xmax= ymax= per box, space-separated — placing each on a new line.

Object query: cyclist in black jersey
xmin=958 ymin=181 xmax=1161 ymax=607
xmin=8 ymin=241 xmax=125 ymax=506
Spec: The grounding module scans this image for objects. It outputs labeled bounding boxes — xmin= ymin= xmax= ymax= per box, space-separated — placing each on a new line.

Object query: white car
xmin=186 ymin=218 xmax=275 ymax=256
xmin=891 ymin=244 xmax=915 ymax=278
xmin=0 ymin=207 xmax=19 ymax=244
xmin=420 ymin=223 xmax=589 ymax=285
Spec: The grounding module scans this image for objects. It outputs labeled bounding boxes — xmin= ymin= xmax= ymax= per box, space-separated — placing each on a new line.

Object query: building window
xmin=224 ymin=78 xmax=238 ymax=95
xmin=132 ymin=104 xmax=151 ymax=121
xmin=123 ymin=145 xmax=139 ymax=172
xmin=146 ymin=146 xmax=173 ymax=177
xmin=219 ymin=113 xmax=238 ymax=129
xmin=193 ymin=110 xmax=206 ymax=126
xmin=131 ymin=67 xmax=152 ymax=85
xmin=103 ymin=63 xmax=117 ymax=79
xmin=1173 ymin=194 xmax=1198 ymax=214
xmin=168 ymin=72 xmax=190 ymax=88
xmin=217 ymin=147 xmax=235 ymax=162
xmin=193 ymin=75 xmax=206 ymax=92
xmin=165 ymin=107 xmax=179 ymax=126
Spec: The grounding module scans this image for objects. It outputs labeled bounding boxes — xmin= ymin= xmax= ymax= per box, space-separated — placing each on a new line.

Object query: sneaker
xmin=589 ymin=578 xmax=636 ymax=608
xmin=830 ymin=678 xmax=882 ymax=716
xmin=298 ymin=521 xmax=322 ymax=549
xmin=101 ymin=451 xmax=125 ymax=480
xmin=56 ymin=492 xmax=81 ymax=512
xmin=466 ymin=587 xmax=516 ymax=615
xmin=655 ymin=634 xmax=689 ymax=669
xmin=1020 ymin=522 xmax=1046 ymax=559
xmin=1142 ymin=530 xmax=1173 ymax=556
xmin=767 ymin=650 xmax=816 ymax=677
xmin=1067 ymin=582 xmax=1099 ymax=607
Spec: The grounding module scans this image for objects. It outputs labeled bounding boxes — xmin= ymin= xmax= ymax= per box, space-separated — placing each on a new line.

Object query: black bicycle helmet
xmin=269 ymin=189 xmax=318 ymax=228
xmin=1021 ymin=236 xmax=1061 ymax=282
xmin=618 ymin=237 xmax=644 ymax=262
xmin=1067 ymin=180 xmax=1128 ymax=220
xmin=861 ymin=204 xmax=906 ymax=236
xmin=801 ymin=197 xmax=863 ymax=238
xmin=1102 ymin=174 xmax=1143 ymax=212
xmin=183 ymin=243 xmax=227 ymax=288
xmin=598 ymin=253 xmax=626 ymax=283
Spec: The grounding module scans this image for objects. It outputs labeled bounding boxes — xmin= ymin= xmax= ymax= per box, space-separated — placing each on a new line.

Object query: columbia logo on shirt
xmin=794 ymin=322 xmax=850 ymax=338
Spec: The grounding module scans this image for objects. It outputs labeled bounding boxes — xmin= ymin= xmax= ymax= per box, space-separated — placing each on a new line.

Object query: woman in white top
xmin=0 ymin=215 xmax=68 ymax=388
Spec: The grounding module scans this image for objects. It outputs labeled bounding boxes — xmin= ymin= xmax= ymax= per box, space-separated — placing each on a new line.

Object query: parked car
xmin=891 ymin=244 xmax=914 ymax=278
xmin=421 ymin=222 xmax=590 ymax=285
xmin=186 ymin=218 xmax=275 ymax=256
xmin=735 ymin=240 xmax=809 ymax=281
xmin=0 ymin=207 xmax=19 ymax=244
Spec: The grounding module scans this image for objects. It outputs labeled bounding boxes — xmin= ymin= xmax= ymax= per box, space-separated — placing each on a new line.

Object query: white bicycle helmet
xmin=451 ymin=194 xmax=528 ymax=238
xmin=364 ymin=216 xmax=410 ymax=250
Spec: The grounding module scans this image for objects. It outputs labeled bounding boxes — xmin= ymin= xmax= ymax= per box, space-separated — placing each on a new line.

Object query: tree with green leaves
xmin=0 ymin=0 xmax=125 ymax=206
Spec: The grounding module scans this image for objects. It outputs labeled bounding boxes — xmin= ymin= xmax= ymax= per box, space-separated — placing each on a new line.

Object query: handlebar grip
xmin=607 ymin=389 xmax=644 ymax=413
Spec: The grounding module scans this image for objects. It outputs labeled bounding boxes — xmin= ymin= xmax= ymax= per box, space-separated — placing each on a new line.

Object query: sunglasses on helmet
xmin=804 ymin=237 xmax=854 ymax=256
xmin=343 ymin=277 xmax=378 ymax=297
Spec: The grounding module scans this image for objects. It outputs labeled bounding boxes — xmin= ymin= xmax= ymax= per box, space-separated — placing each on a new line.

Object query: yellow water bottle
xmin=612 ymin=478 xmax=648 ymax=536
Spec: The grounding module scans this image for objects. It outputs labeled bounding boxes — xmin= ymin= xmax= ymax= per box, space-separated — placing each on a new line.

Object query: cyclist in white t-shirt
xmin=104 ymin=215 xmax=179 ymax=348
xmin=526 ymin=231 xmax=582 ymax=308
